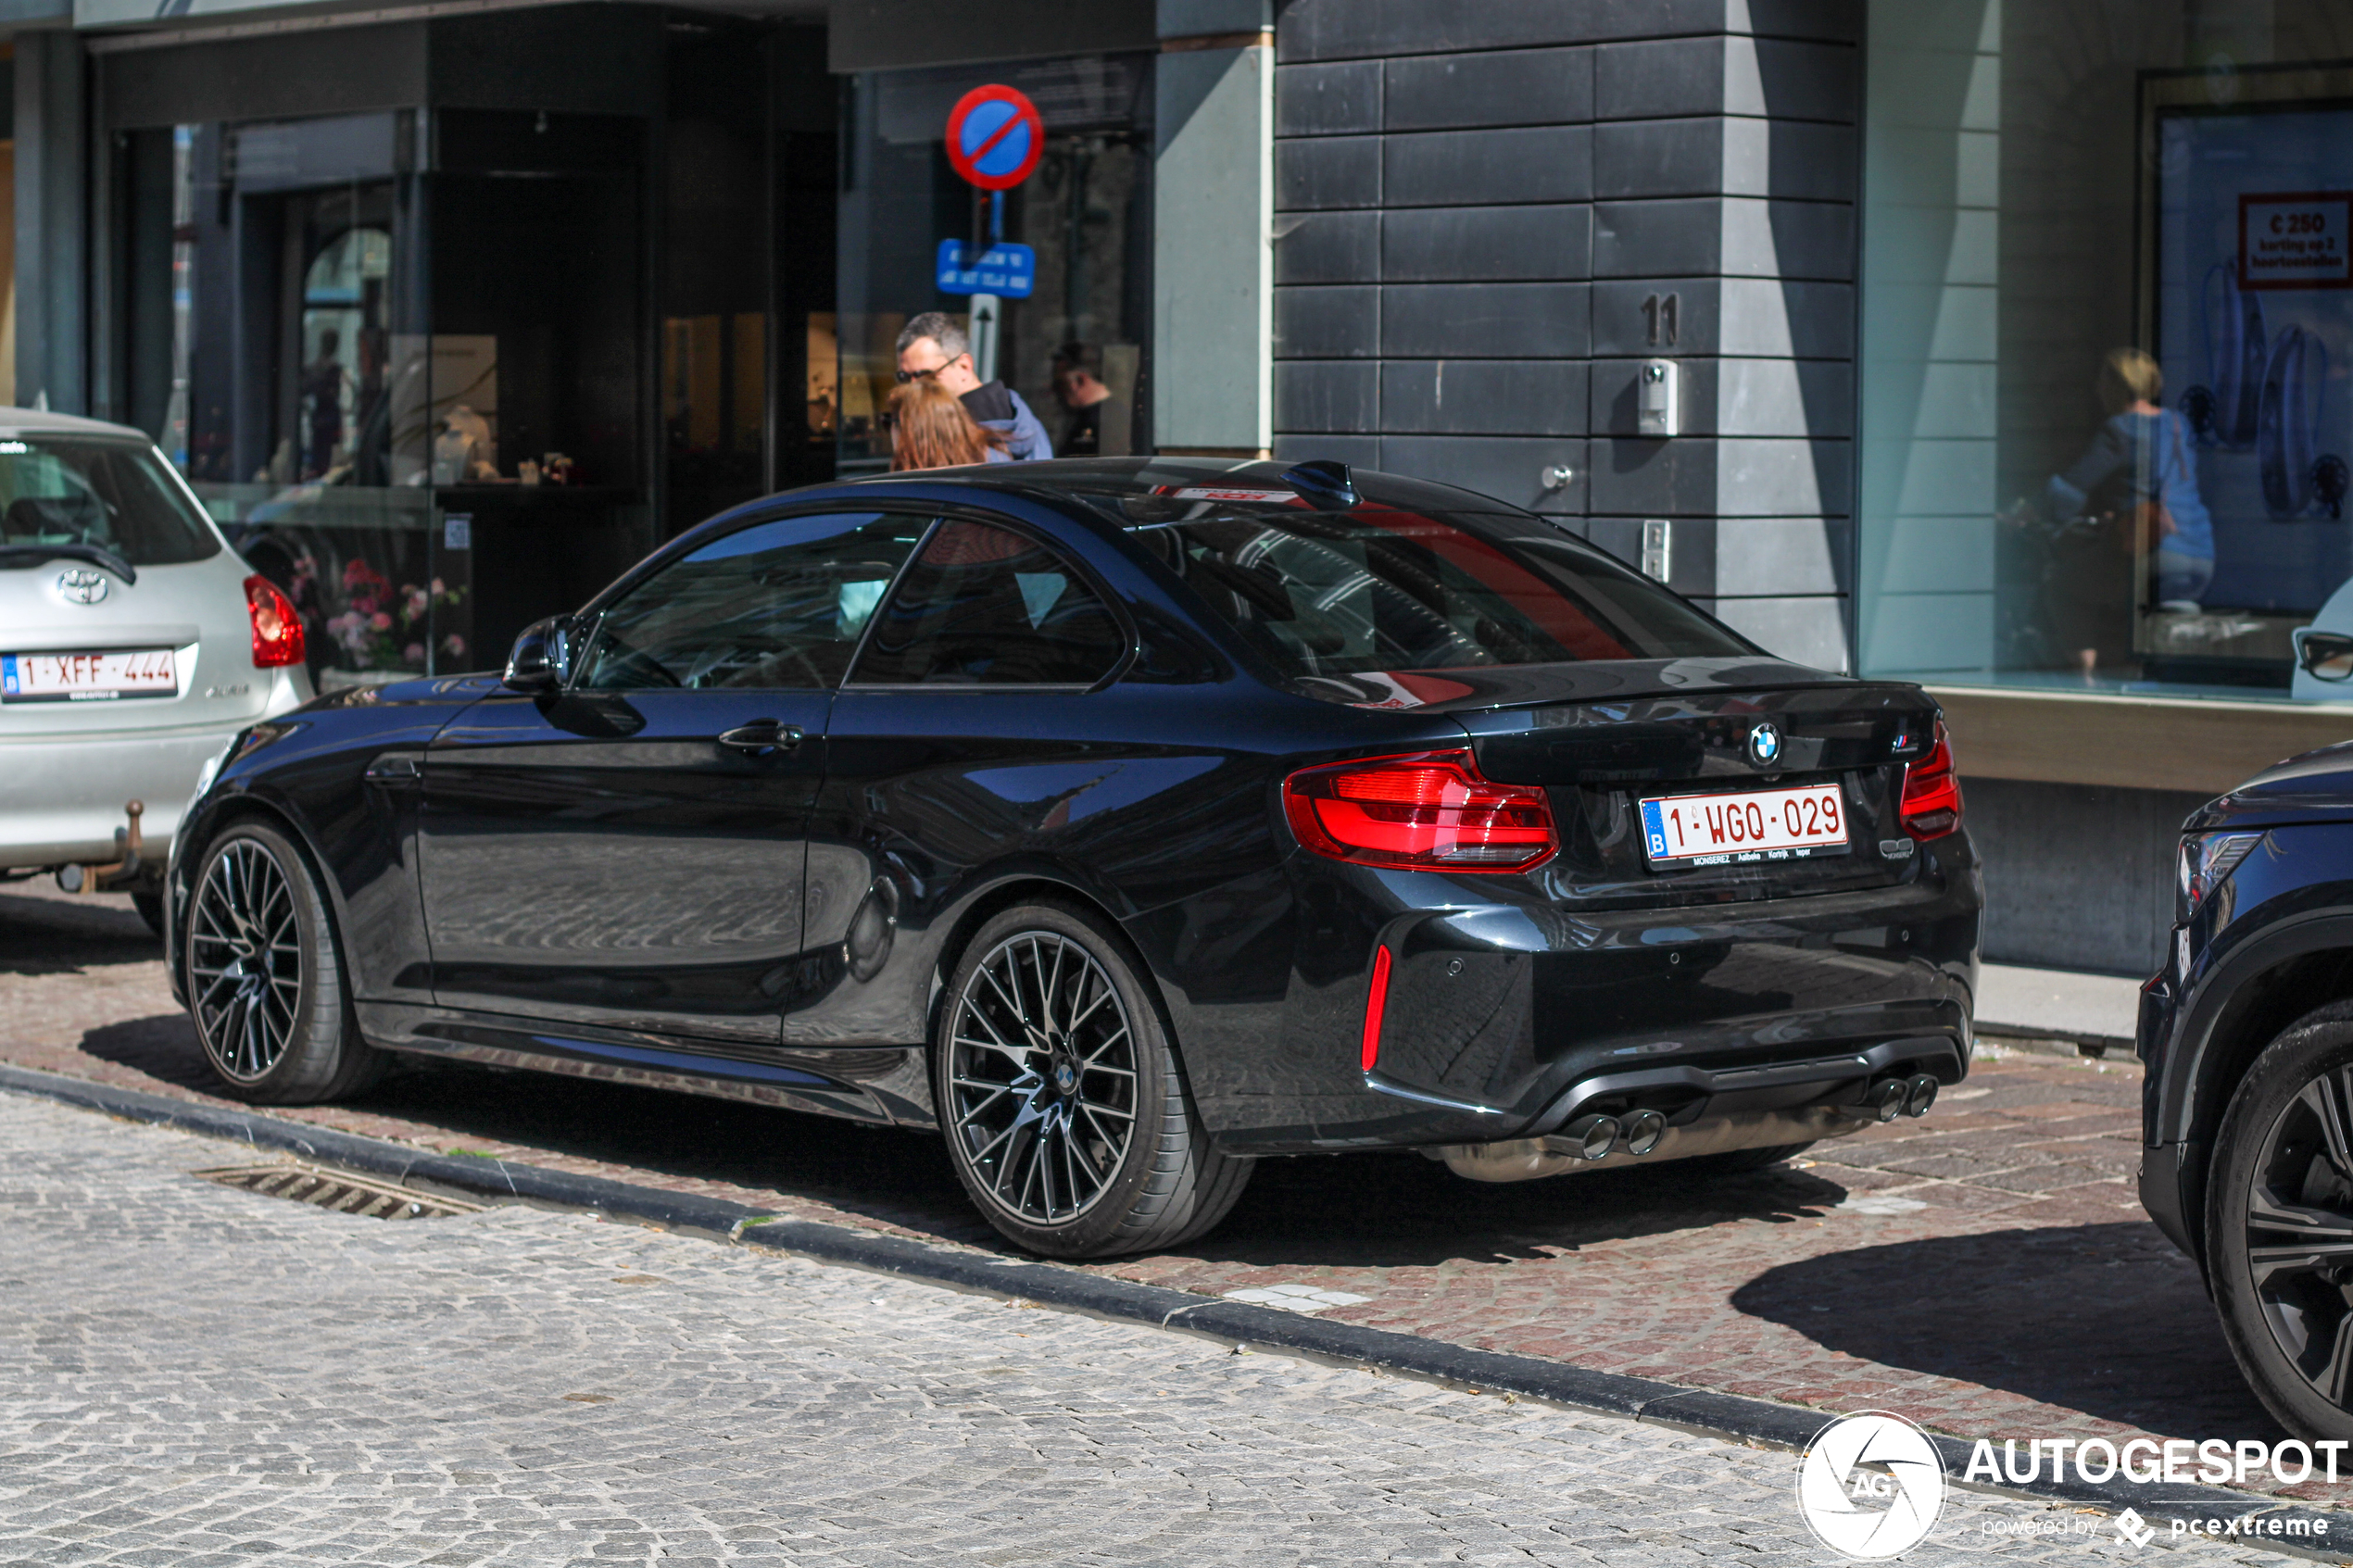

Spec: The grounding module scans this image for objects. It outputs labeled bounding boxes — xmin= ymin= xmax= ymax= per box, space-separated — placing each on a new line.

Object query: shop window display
xmin=1860 ymin=0 xmax=2353 ymax=699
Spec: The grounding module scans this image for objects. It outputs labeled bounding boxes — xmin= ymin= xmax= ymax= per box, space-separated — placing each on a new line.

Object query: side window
xmin=574 ymin=511 xmax=928 ymax=691
xmin=849 ymin=519 xmax=1128 ymax=686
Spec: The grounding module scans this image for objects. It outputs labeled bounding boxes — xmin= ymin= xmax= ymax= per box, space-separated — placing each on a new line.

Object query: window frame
xmin=838 ymin=506 xmax=1139 ymax=696
xmin=561 ymin=503 xmax=943 ymax=696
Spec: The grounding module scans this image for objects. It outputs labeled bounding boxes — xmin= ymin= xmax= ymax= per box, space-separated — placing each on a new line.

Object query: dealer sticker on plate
xmin=1640 ymin=782 xmax=1848 ymax=867
xmin=1 ymin=648 xmax=178 ymax=703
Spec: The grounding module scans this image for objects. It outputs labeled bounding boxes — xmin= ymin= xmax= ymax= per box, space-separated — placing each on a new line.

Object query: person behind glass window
xmin=1051 ymin=341 xmax=1117 ymax=457
xmin=895 ymin=311 xmax=1052 ymax=462
xmin=2035 ymin=348 xmax=2216 ymax=678
xmin=887 ymin=377 xmax=1007 ymax=471
xmin=301 ymin=329 xmax=346 ymax=480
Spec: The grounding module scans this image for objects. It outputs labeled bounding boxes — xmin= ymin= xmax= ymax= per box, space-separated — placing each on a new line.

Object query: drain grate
xmin=195 ymin=1161 xmax=484 ymax=1220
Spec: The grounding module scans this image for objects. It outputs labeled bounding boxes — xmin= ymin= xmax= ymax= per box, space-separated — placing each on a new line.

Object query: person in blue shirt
xmin=895 ymin=312 xmax=1053 ymax=463
xmin=2034 ymin=348 xmax=2217 ymax=678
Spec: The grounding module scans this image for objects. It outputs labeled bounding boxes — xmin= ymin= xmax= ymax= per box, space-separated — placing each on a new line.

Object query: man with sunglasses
xmin=895 ymin=311 xmax=1053 ymax=463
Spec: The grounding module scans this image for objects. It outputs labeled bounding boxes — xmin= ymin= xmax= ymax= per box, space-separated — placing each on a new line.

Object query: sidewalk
xmin=1976 ymin=962 xmax=2145 ymax=1056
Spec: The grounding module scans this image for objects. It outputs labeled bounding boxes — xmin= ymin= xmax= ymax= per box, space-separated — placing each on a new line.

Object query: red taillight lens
xmin=1360 ymin=946 xmax=1391 ymax=1072
xmin=1284 ymin=749 xmax=1558 ymax=872
xmin=1900 ymin=722 xmax=1962 ymax=840
xmin=244 ymin=574 xmax=306 ymax=669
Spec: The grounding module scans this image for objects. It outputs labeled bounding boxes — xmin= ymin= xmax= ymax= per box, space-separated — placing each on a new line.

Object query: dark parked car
xmin=2141 ymin=735 xmax=2353 ymax=1439
xmin=166 ymin=458 xmax=1982 ymax=1257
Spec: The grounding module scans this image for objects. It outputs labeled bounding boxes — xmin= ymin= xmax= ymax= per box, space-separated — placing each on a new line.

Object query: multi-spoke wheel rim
xmin=2246 ymin=1064 xmax=2353 ymax=1407
xmin=946 ymin=932 xmax=1139 ymax=1226
xmin=187 ymin=839 xmax=304 ymax=1084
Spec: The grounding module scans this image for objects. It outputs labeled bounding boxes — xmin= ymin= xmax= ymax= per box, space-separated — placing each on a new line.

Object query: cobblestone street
xmin=0 ymin=1091 xmax=2320 ymax=1566
xmin=0 ymin=881 xmax=2315 ymax=1506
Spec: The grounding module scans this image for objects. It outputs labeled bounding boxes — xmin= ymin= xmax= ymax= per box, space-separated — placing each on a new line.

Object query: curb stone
xmin=4 ymin=1060 xmax=2347 ymax=1560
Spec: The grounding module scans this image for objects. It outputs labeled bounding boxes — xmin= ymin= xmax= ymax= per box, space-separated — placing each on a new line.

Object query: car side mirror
xmin=504 ymin=617 xmax=574 ymax=693
xmin=2296 ymin=629 xmax=2353 ymax=684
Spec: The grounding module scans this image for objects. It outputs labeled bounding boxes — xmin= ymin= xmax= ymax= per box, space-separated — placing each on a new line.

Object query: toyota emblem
xmin=1746 ymin=722 xmax=1782 ymax=768
xmin=56 ymin=568 xmax=108 ymax=605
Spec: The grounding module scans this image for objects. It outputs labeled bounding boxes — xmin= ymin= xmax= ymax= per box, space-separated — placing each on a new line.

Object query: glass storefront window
xmin=121 ymin=107 xmax=655 ymax=687
xmin=1859 ymin=0 xmax=2353 ymax=702
xmin=837 ymin=54 xmax=1153 ymax=473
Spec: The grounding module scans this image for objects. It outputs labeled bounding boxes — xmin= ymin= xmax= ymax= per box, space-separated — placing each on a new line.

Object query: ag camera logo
xmin=1795 ymin=1411 xmax=1946 ymax=1560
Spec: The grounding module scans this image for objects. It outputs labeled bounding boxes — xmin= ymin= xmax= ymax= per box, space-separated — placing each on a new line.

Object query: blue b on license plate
xmin=1640 ymin=783 xmax=1850 ymax=867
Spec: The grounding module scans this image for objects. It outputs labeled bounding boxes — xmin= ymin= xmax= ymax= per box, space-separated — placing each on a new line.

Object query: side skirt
xmin=354 ymin=1001 xmax=935 ymax=1128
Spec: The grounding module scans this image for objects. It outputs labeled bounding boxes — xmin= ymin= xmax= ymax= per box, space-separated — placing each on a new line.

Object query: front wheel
xmin=935 ymin=902 xmax=1252 ymax=1258
xmin=184 ymin=821 xmax=385 ymax=1104
xmin=2208 ymin=1001 xmax=2353 ymax=1439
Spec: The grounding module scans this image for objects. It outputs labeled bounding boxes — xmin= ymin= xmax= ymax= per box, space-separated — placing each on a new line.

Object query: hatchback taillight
xmin=1283 ymin=749 xmax=1557 ymax=872
xmin=245 ymin=574 xmax=306 ymax=669
xmin=1900 ymin=722 xmax=1961 ymax=840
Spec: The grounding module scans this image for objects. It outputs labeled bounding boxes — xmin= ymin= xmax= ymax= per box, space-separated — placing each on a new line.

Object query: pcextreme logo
xmin=1794 ymin=1411 xmax=1946 ymax=1560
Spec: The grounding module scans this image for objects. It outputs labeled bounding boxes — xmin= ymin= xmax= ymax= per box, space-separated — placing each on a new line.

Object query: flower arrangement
xmin=326 ymin=556 xmax=467 ymax=671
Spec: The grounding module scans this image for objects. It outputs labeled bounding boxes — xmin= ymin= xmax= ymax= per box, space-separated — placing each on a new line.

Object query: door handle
xmin=364 ymin=753 xmax=422 ymax=783
xmin=717 ymin=720 xmax=804 ymax=756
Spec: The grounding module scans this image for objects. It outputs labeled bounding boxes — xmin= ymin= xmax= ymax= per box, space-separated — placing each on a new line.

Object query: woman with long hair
xmin=887 ymin=378 xmax=1006 ymax=471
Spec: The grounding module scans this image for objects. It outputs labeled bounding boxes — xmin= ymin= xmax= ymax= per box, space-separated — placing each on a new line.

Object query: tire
xmin=2208 ymin=1000 xmax=2353 ymax=1439
xmin=131 ymin=891 xmax=165 ymax=937
xmin=934 ymin=901 xmax=1252 ymax=1258
xmin=1677 ymin=1141 xmax=1816 ymax=1175
xmin=183 ymin=820 xmax=385 ymax=1105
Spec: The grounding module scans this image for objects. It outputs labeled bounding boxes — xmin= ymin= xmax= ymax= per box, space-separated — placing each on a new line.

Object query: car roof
xmin=839 ymin=456 xmax=1537 ymax=521
xmin=0 ymin=407 xmax=157 ymax=441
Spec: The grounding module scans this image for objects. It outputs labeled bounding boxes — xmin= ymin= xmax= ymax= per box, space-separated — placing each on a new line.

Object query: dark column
xmin=15 ymin=29 xmax=87 ymax=415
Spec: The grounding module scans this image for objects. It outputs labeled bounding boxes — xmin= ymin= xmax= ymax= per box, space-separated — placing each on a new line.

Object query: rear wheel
xmin=184 ymin=821 xmax=384 ymax=1104
xmin=935 ymin=902 xmax=1252 ymax=1258
xmin=2208 ymin=1002 xmax=2353 ymax=1439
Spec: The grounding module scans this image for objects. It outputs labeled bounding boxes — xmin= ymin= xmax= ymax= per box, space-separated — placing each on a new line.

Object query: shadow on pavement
xmin=0 ymin=891 xmax=157 ymax=976
xmin=1731 ymin=1223 xmax=2284 ymax=1439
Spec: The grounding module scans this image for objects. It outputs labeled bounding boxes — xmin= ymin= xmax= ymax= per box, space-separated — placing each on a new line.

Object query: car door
xmin=417 ymin=508 xmax=931 ymax=1043
xmin=795 ymin=513 xmax=1150 ymax=1047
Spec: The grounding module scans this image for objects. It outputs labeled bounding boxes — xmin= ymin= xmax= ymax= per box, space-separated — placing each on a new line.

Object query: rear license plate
xmin=1640 ymin=783 xmax=1849 ymax=867
xmin=0 ymin=648 xmax=178 ymax=704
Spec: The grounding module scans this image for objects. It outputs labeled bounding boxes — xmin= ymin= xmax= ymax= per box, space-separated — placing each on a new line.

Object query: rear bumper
xmin=1205 ymin=862 xmax=1982 ymax=1155
xmin=0 ymin=723 xmax=244 ymax=866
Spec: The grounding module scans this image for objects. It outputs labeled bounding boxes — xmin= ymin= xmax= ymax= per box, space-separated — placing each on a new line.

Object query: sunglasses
xmin=895 ymin=364 xmax=945 ymax=384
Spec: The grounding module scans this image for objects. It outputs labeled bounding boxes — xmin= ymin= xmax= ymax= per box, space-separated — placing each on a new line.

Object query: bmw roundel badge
xmin=1746 ymin=722 xmax=1782 ymax=768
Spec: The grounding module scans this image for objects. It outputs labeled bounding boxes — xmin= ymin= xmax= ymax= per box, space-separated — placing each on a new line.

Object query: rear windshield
xmin=1110 ymin=499 xmax=1750 ymax=678
xmin=0 ymin=438 xmax=220 ymax=567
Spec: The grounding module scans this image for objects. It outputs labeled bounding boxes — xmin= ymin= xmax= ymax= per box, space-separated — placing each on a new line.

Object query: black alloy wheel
xmin=185 ymin=822 xmax=384 ymax=1104
xmin=935 ymin=902 xmax=1251 ymax=1258
xmin=2211 ymin=1001 xmax=2353 ymax=1438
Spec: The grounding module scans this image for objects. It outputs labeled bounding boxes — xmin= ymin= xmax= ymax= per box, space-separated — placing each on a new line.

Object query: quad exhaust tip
xmin=1903 ymin=1072 xmax=1939 ymax=1118
xmin=1561 ymin=1113 xmax=1622 ymax=1160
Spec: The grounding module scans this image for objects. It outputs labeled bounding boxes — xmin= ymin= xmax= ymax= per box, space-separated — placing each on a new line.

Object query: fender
xmin=2155 ymin=906 xmax=2353 ymax=1148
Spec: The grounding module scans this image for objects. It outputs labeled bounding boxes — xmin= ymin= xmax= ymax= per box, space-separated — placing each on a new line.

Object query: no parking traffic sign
xmin=945 ymin=84 xmax=1044 ymax=192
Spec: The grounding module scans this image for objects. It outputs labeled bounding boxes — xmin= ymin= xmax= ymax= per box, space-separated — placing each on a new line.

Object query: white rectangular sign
xmin=1640 ymin=782 xmax=1849 ymax=866
xmin=1 ymin=648 xmax=178 ymax=703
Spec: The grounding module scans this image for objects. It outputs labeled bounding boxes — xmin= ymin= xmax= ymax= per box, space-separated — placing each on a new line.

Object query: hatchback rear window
xmin=1115 ymin=501 xmax=1749 ymax=678
xmin=0 ymin=438 xmax=220 ymax=567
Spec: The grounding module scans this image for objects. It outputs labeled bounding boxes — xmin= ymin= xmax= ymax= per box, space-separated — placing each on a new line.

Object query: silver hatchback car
xmin=0 ymin=409 xmax=311 ymax=928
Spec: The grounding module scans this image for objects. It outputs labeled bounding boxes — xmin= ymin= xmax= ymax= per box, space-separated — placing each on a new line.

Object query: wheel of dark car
xmin=2208 ymin=1000 xmax=2353 ymax=1439
xmin=184 ymin=821 xmax=384 ymax=1105
xmin=935 ymin=901 xmax=1252 ymax=1258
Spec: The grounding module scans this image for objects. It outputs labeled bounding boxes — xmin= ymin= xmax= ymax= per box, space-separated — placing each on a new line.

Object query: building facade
xmin=10 ymin=0 xmax=2353 ymax=974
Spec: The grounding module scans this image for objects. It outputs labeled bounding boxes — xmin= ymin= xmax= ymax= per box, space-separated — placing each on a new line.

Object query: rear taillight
xmin=1283 ymin=749 xmax=1557 ymax=872
xmin=1900 ymin=722 xmax=1961 ymax=840
xmin=244 ymin=574 xmax=306 ymax=669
